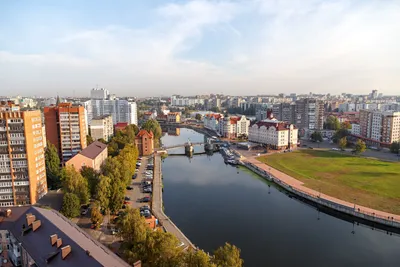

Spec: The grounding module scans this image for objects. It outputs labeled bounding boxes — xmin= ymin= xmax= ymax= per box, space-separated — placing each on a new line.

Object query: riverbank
xmin=240 ymin=153 xmax=400 ymax=230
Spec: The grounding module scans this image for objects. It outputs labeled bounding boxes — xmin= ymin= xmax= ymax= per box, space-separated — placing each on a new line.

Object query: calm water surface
xmin=161 ymin=128 xmax=400 ymax=267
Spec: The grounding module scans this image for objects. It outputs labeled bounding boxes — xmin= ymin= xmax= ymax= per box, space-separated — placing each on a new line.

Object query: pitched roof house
xmin=135 ymin=130 xmax=154 ymax=156
xmin=65 ymin=141 xmax=107 ymax=171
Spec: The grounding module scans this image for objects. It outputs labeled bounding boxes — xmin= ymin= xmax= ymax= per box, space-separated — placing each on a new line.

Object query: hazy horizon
xmin=1 ymin=0 xmax=400 ymax=97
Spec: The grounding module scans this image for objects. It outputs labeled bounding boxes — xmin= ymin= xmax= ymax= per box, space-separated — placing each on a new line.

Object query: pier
xmin=151 ymin=154 xmax=196 ymax=250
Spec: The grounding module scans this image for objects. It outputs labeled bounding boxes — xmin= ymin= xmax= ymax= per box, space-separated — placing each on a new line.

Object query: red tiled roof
xmin=251 ymin=120 xmax=295 ymax=131
xmin=115 ymin=122 xmax=128 ymax=128
xmin=230 ymin=117 xmax=240 ymax=124
xmin=205 ymin=113 xmax=222 ymax=120
xmin=136 ymin=129 xmax=153 ymax=138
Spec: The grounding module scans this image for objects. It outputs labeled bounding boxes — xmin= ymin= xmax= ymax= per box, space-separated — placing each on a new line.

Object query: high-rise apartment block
xmin=272 ymin=103 xmax=296 ymax=124
xmin=0 ymin=101 xmax=47 ymax=206
xmin=44 ymin=103 xmax=87 ymax=163
xmin=89 ymin=115 xmax=114 ymax=142
xmin=295 ymin=98 xmax=324 ymax=131
xmin=359 ymin=110 xmax=400 ymax=144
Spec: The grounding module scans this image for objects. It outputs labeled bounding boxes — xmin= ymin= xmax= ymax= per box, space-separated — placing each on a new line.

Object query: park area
xmin=257 ymin=150 xmax=400 ymax=215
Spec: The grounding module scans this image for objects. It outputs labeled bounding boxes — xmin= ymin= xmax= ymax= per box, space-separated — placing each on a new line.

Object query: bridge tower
xmin=185 ymin=139 xmax=193 ymax=154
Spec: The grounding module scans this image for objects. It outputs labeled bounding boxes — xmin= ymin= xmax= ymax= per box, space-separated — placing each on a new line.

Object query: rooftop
xmin=0 ymin=206 xmax=130 ymax=267
xmin=92 ymin=114 xmax=113 ymax=120
xmin=136 ymin=129 xmax=153 ymax=138
xmin=79 ymin=141 xmax=107 ymax=160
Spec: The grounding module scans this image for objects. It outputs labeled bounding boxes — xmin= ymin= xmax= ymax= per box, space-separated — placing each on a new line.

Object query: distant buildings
xmin=359 ymin=110 xmax=400 ymax=145
xmin=0 ymin=101 xmax=47 ymax=206
xmin=167 ymin=112 xmax=181 ymax=123
xmin=248 ymin=117 xmax=298 ymax=150
xmin=170 ymin=95 xmax=204 ymax=106
xmin=273 ymin=103 xmax=295 ymax=124
xmin=66 ymin=141 xmax=108 ymax=172
xmin=90 ymin=115 xmax=114 ymax=142
xmin=295 ymin=98 xmax=324 ymax=133
xmin=203 ymin=113 xmax=223 ymax=133
xmin=135 ymin=130 xmax=154 ymax=156
xmin=44 ymin=103 xmax=87 ymax=163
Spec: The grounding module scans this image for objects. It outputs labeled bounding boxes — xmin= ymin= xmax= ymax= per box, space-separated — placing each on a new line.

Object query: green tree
xmin=61 ymin=193 xmax=80 ymax=218
xmin=109 ymin=178 xmax=125 ymax=214
xmin=390 ymin=141 xmax=400 ymax=154
xmin=338 ymin=137 xmax=347 ymax=150
xmin=142 ymin=119 xmax=162 ymax=140
xmin=80 ymin=166 xmax=99 ymax=198
xmin=98 ymin=138 xmax=107 ymax=144
xmin=332 ymin=128 xmax=350 ymax=143
xmin=96 ymin=175 xmax=111 ymax=211
xmin=340 ymin=121 xmax=352 ymax=130
xmin=195 ymin=113 xmax=202 ymax=121
xmin=87 ymin=134 xmax=94 ymax=145
xmin=310 ymin=131 xmax=323 ymax=142
xmin=185 ymin=249 xmax=216 ymax=267
xmin=117 ymin=208 xmax=148 ymax=244
xmin=90 ymin=203 xmax=103 ymax=229
xmin=213 ymin=243 xmax=243 ymax=267
xmin=45 ymin=141 xmax=61 ymax=189
xmin=61 ymin=166 xmax=90 ymax=205
xmin=354 ymin=139 xmax=366 ymax=154
xmin=125 ymin=124 xmax=139 ymax=142
xmin=325 ymin=116 xmax=340 ymax=130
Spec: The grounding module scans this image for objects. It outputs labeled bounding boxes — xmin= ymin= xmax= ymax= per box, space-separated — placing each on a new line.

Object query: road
xmin=125 ymin=156 xmax=152 ymax=209
xmin=151 ymin=153 xmax=196 ymax=250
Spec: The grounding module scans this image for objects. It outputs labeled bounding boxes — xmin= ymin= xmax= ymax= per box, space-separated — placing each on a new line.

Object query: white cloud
xmin=0 ymin=0 xmax=400 ymax=96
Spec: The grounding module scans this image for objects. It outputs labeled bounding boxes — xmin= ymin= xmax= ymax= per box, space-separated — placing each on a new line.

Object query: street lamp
xmin=353 ymin=198 xmax=356 ymax=211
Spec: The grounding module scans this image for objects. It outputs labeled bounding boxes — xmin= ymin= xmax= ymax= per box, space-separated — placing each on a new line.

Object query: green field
xmin=257 ymin=150 xmax=400 ymax=215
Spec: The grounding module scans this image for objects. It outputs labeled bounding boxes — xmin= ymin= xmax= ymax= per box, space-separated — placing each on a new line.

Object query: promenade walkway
xmin=151 ymin=154 xmax=196 ymax=250
xmin=243 ymin=155 xmax=400 ymax=228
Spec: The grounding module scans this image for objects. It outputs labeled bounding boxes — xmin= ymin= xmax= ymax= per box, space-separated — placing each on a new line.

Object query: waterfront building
xmin=248 ymin=117 xmax=298 ymax=150
xmin=65 ymin=141 xmax=107 ymax=172
xmin=135 ymin=130 xmax=154 ymax=156
xmin=0 ymin=101 xmax=47 ymax=206
xmin=219 ymin=115 xmax=250 ymax=139
xmin=89 ymin=115 xmax=114 ymax=142
xmin=203 ymin=113 xmax=223 ymax=133
xmin=0 ymin=206 xmax=131 ymax=267
xmin=44 ymin=103 xmax=87 ymax=163
xmin=167 ymin=112 xmax=181 ymax=123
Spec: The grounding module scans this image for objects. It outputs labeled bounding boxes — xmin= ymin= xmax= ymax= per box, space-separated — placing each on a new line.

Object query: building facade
xmin=89 ymin=115 xmax=114 ymax=142
xmin=90 ymin=99 xmax=138 ymax=125
xmin=44 ymin=103 xmax=87 ymax=163
xmin=272 ymin=103 xmax=296 ymax=124
xmin=203 ymin=113 xmax=223 ymax=133
xmin=359 ymin=110 xmax=400 ymax=144
xmin=248 ymin=119 xmax=298 ymax=150
xmin=219 ymin=116 xmax=250 ymax=139
xmin=135 ymin=130 xmax=154 ymax=156
xmin=0 ymin=101 xmax=47 ymax=206
xmin=295 ymin=98 xmax=324 ymax=131
xmin=167 ymin=112 xmax=181 ymax=123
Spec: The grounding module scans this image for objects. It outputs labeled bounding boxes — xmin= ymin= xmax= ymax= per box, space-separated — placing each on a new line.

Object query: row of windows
xmin=9 ymin=133 xmax=24 ymax=138
xmin=7 ymin=119 xmax=22 ymax=123
xmin=32 ymin=123 xmax=41 ymax=129
xmin=31 ymin=117 xmax=41 ymax=122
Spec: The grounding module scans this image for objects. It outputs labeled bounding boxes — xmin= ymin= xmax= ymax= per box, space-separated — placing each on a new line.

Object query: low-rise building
xmin=65 ymin=141 xmax=107 ymax=172
xmin=90 ymin=115 xmax=114 ymax=142
xmin=204 ymin=113 xmax=223 ymax=133
xmin=167 ymin=112 xmax=181 ymax=123
xmin=135 ymin=130 xmax=154 ymax=156
xmin=248 ymin=119 xmax=298 ymax=150
xmin=156 ymin=114 xmax=167 ymax=123
xmin=114 ymin=122 xmax=128 ymax=132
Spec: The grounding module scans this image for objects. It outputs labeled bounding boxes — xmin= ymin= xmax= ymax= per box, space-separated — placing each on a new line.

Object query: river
xmin=161 ymin=128 xmax=400 ymax=267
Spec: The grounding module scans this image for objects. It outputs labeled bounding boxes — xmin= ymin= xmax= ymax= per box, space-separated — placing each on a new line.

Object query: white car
xmin=331 ymin=148 xmax=339 ymax=151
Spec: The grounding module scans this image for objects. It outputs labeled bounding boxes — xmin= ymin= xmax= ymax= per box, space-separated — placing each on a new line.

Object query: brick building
xmin=65 ymin=141 xmax=107 ymax=172
xmin=135 ymin=130 xmax=154 ymax=156
xmin=44 ymin=103 xmax=87 ymax=163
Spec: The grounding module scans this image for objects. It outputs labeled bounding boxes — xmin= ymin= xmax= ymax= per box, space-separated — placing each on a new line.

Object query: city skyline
xmin=1 ymin=0 xmax=400 ymax=97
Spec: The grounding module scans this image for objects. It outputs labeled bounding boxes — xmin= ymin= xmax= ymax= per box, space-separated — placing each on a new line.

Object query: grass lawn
xmin=257 ymin=150 xmax=400 ymax=215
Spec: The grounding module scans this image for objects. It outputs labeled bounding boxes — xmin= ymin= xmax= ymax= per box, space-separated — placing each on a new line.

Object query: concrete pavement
xmin=125 ymin=156 xmax=152 ymax=209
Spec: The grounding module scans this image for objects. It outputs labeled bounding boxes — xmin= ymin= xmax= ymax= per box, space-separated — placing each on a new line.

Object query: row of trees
xmin=390 ymin=141 xmax=400 ymax=154
xmin=117 ymin=208 xmax=243 ymax=267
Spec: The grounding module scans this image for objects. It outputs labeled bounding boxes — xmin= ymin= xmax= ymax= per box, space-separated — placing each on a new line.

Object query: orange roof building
xmin=135 ymin=130 xmax=154 ymax=156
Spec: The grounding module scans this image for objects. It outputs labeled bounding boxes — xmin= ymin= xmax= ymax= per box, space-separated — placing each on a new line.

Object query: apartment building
xmin=272 ymin=103 xmax=296 ymax=124
xmin=219 ymin=116 xmax=250 ymax=139
xmin=248 ymin=119 xmax=298 ymax=150
xmin=167 ymin=112 xmax=181 ymax=123
xmin=89 ymin=115 xmax=114 ymax=142
xmin=0 ymin=101 xmax=47 ymax=206
xmin=44 ymin=103 xmax=87 ymax=163
xmin=295 ymin=98 xmax=324 ymax=131
xmin=90 ymin=99 xmax=138 ymax=125
xmin=359 ymin=110 xmax=400 ymax=144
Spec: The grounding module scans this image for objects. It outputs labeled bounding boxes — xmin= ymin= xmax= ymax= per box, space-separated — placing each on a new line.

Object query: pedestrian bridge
xmin=162 ymin=142 xmax=204 ymax=150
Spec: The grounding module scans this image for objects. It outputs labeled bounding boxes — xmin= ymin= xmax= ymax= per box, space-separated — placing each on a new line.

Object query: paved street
xmin=125 ymin=156 xmax=152 ymax=209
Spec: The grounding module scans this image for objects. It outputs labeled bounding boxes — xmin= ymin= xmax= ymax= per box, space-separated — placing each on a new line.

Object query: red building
xmin=114 ymin=122 xmax=128 ymax=132
xmin=135 ymin=130 xmax=154 ymax=156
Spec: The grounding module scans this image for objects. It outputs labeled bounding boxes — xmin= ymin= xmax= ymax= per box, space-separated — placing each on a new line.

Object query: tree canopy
xmin=45 ymin=141 xmax=61 ymax=189
xmin=310 ymin=131 xmax=323 ymax=142
xmin=61 ymin=193 xmax=80 ymax=218
xmin=142 ymin=119 xmax=162 ymax=140
xmin=324 ymin=116 xmax=340 ymax=130
xmin=390 ymin=141 xmax=400 ymax=154
xmin=354 ymin=139 xmax=366 ymax=154
xmin=195 ymin=113 xmax=202 ymax=121
xmin=338 ymin=137 xmax=347 ymax=150
xmin=61 ymin=166 xmax=89 ymax=205
xmin=80 ymin=166 xmax=99 ymax=198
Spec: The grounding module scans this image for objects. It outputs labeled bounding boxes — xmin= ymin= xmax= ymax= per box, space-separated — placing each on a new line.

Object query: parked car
xmin=308 ymin=146 xmax=314 ymax=149
xmin=140 ymin=210 xmax=151 ymax=217
xmin=125 ymin=196 xmax=131 ymax=201
xmin=132 ymin=174 xmax=137 ymax=179
xmin=124 ymin=201 xmax=130 ymax=205
xmin=138 ymin=157 xmax=142 ymax=160
xmin=331 ymin=148 xmax=339 ymax=151
xmin=136 ymin=162 xmax=142 ymax=167
xmin=139 ymin=197 xmax=150 ymax=203
xmin=126 ymin=186 xmax=133 ymax=190
xmin=81 ymin=209 xmax=89 ymax=215
xmin=140 ymin=205 xmax=150 ymax=212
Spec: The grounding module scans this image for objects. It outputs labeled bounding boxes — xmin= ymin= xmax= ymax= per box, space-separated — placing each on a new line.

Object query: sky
xmin=0 ymin=0 xmax=400 ymax=97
